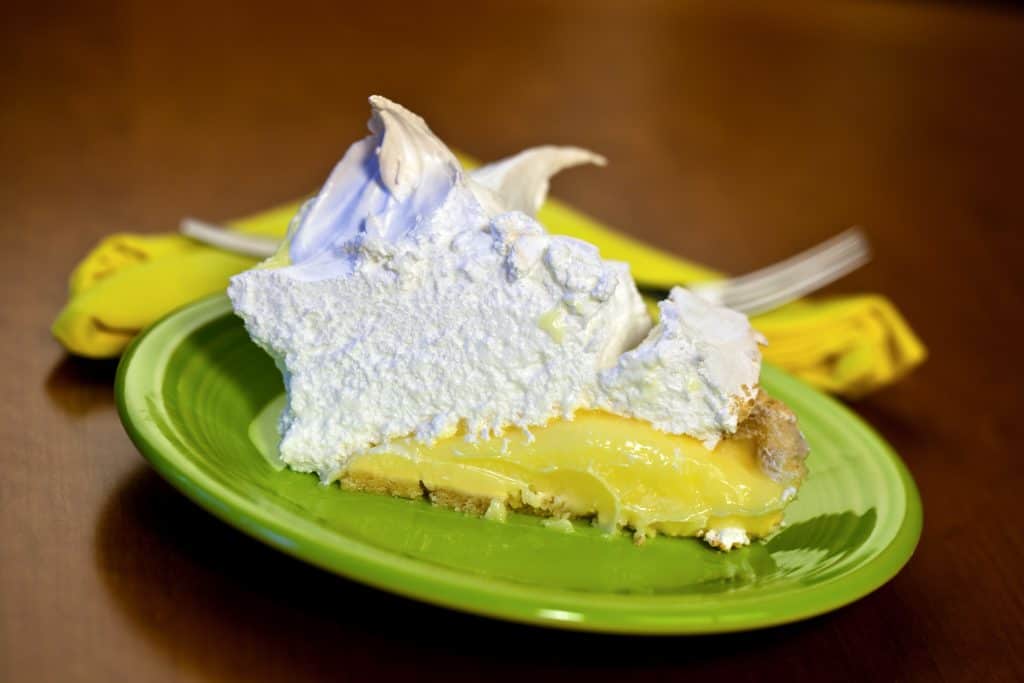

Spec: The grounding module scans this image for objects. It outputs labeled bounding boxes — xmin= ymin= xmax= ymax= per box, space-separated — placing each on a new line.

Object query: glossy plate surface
xmin=116 ymin=295 xmax=922 ymax=634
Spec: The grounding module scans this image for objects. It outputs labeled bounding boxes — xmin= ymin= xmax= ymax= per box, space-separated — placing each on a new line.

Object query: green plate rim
xmin=115 ymin=294 xmax=922 ymax=635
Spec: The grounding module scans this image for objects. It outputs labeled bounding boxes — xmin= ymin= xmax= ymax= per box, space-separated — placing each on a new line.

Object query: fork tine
xmin=717 ymin=240 xmax=869 ymax=307
xmin=180 ymin=218 xmax=280 ymax=258
xmin=719 ymin=240 xmax=869 ymax=306
xmin=719 ymin=246 xmax=871 ymax=314
xmin=706 ymin=228 xmax=869 ymax=312
xmin=710 ymin=231 xmax=867 ymax=294
xmin=725 ymin=258 xmax=869 ymax=315
xmin=709 ymin=228 xmax=864 ymax=292
xmin=712 ymin=228 xmax=869 ymax=298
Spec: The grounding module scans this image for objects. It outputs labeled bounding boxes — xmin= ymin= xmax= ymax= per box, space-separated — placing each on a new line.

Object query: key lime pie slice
xmin=229 ymin=96 xmax=809 ymax=550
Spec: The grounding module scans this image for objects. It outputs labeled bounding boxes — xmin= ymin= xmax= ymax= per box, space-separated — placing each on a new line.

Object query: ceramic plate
xmin=116 ymin=294 xmax=922 ymax=634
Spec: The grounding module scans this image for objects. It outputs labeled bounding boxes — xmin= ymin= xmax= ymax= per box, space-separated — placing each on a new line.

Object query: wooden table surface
xmin=4 ymin=1 xmax=1023 ymax=680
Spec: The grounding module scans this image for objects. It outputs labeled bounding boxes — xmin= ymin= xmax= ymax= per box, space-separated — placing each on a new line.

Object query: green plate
xmin=116 ymin=294 xmax=922 ymax=634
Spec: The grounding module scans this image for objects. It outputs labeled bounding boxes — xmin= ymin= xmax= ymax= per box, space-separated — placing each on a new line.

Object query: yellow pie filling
xmin=342 ymin=410 xmax=794 ymax=542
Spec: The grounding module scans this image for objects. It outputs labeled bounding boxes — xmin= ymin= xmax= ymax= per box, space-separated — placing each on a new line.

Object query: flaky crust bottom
xmin=341 ymin=470 xmax=555 ymax=517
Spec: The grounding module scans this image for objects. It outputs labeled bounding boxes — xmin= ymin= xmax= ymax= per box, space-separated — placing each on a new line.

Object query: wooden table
xmin=4 ymin=1 xmax=1023 ymax=679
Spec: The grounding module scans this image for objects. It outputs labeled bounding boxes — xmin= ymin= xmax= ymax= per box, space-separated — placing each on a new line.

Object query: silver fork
xmin=685 ymin=227 xmax=870 ymax=315
xmin=181 ymin=218 xmax=282 ymax=258
xmin=180 ymin=218 xmax=869 ymax=316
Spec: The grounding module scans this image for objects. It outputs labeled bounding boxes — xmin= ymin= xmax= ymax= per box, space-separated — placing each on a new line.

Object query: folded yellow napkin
xmin=53 ymin=193 xmax=925 ymax=397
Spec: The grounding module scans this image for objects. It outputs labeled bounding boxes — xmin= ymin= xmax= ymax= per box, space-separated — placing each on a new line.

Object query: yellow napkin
xmin=53 ymin=189 xmax=925 ymax=397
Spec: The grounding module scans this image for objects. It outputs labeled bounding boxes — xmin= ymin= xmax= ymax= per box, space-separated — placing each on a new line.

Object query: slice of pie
xmin=229 ymin=96 xmax=808 ymax=550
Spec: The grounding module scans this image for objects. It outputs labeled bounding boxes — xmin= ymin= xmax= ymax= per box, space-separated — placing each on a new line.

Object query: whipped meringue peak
xmin=469 ymin=145 xmax=606 ymax=216
xmin=229 ymin=95 xmax=763 ymax=479
xmin=284 ymin=96 xmax=461 ymax=277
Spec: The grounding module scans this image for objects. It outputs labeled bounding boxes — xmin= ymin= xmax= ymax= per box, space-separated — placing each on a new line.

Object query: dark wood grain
xmin=3 ymin=1 xmax=1023 ymax=680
